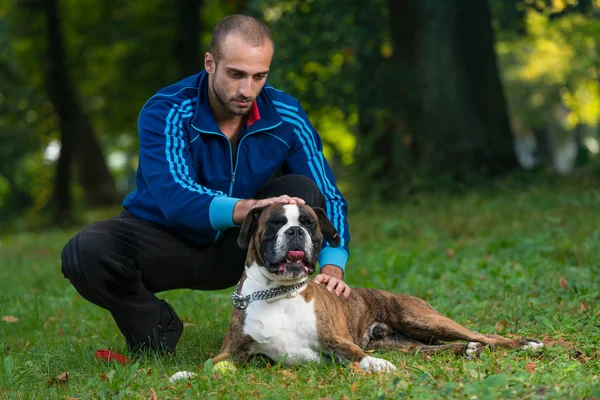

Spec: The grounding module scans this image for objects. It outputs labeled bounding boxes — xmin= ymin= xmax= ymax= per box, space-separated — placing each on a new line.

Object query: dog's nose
xmin=285 ymin=226 xmax=305 ymax=239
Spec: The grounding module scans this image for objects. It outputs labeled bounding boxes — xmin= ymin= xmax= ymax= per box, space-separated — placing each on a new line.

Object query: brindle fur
xmin=213 ymin=204 xmax=541 ymax=367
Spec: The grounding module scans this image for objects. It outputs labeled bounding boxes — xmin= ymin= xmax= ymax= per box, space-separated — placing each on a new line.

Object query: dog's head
xmin=237 ymin=203 xmax=340 ymax=280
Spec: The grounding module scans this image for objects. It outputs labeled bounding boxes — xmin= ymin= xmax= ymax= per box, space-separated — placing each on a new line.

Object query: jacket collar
xmin=191 ymin=70 xmax=282 ymax=135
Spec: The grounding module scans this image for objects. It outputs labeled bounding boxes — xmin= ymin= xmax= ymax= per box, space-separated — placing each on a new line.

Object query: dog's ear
xmin=312 ymin=207 xmax=341 ymax=247
xmin=237 ymin=206 xmax=267 ymax=250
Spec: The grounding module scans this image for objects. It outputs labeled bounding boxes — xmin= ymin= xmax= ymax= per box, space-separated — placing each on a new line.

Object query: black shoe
xmin=156 ymin=300 xmax=183 ymax=354
xmin=127 ymin=300 xmax=183 ymax=355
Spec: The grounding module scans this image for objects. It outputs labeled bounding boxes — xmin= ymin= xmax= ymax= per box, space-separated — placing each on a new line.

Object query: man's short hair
xmin=209 ymin=15 xmax=274 ymax=62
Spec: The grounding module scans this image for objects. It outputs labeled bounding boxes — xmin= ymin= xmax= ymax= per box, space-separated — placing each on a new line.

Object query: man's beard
xmin=212 ymin=78 xmax=253 ymax=117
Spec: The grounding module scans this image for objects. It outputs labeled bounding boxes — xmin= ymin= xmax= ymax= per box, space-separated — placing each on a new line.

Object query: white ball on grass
xmin=169 ymin=370 xmax=197 ymax=382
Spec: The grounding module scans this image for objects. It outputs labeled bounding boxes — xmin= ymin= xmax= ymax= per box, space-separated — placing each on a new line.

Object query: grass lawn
xmin=1 ymin=174 xmax=599 ymax=399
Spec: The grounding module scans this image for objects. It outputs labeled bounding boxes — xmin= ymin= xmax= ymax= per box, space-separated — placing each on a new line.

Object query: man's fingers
xmin=315 ymin=274 xmax=350 ymax=298
xmin=312 ymin=273 xmax=329 ymax=284
xmin=342 ymin=284 xmax=352 ymax=299
xmin=331 ymin=281 xmax=351 ymax=297
xmin=253 ymin=199 xmax=274 ymax=209
xmin=268 ymin=196 xmax=306 ymax=205
xmin=326 ymin=278 xmax=337 ymax=292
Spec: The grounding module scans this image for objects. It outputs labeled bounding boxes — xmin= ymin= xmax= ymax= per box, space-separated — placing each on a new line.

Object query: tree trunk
xmin=354 ymin=0 xmax=518 ymax=192
xmin=533 ymin=127 xmax=553 ymax=167
xmin=74 ymin=123 xmax=121 ymax=207
xmin=44 ymin=0 xmax=120 ymax=212
xmin=174 ymin=0 xmax=203 ymax=77
xmin=44 ymin=0 xmax=76 ymax=224
xmin=496 ymin=0 xmax=527 ymax=36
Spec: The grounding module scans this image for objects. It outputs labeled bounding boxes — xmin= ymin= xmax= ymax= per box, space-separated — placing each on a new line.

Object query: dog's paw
xmin=521 ymin=338 xmax=544 ymax=352
xmin=359 ymin=356 xmax=396 ymax=373
xmin=465 ymin=342 xmax=483 ymax=359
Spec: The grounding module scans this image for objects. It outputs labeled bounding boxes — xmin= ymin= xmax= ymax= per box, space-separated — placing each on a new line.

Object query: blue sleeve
xmin=138 ymin=99 xmax=242 ymax=232
xmin=276 ymin=100 xmax=351 ymax=272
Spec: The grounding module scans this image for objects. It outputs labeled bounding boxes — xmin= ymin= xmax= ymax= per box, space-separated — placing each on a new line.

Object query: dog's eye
xmin=299 ymin=216 xmax=314 ymax=226
xmin=271 ymin=217 xmax=287 ymax=226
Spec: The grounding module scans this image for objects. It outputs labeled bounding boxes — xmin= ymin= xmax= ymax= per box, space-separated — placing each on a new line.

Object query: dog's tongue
xmin=287 ymin=250 xmax=305 ymax=261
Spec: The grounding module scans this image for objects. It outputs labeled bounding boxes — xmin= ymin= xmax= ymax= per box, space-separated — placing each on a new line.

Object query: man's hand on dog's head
xmin=233 ymin=196 xmax=306 ymax=225
xmin=314 ymin=265 xmax=351 ymax=298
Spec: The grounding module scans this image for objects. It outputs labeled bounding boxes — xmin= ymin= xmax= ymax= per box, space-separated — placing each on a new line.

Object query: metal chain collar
xmin=231 ymin=279 xmax=309 ymax=309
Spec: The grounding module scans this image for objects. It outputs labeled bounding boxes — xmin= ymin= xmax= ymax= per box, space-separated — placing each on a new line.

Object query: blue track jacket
xmin=123 ymin=71 xmax=350 ymax=270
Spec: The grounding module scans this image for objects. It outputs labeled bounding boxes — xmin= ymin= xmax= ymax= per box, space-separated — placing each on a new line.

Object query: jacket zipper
xmin=191 ymin=121 xmax=283 ymax=242
xmin=190 ymin=126 xmax=232 ymax=243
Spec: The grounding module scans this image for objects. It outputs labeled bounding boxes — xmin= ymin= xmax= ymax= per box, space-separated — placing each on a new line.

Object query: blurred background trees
xmin=0 ymin=0 xmax=598 ymax=230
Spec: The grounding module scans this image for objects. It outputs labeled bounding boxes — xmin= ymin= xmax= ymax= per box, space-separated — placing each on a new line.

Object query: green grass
xmin=1 ymin=174 xmax=600 ymax=399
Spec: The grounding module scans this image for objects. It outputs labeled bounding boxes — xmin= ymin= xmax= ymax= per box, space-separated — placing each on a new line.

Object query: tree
xmin=174 ymin=0 xmax=203 ymax=77
xmin=42 ymin=0 xmax=120 ymax=223
xmin=355 ymin=0 xmax=518 ymax=193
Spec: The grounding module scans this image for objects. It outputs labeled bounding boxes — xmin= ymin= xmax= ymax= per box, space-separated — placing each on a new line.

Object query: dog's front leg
xmin=321 ymin=336 xmax=397 ymax=373
xmin=212 ymin=320 xmax=255 ymax=366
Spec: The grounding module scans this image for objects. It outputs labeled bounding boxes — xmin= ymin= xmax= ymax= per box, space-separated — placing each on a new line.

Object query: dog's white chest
xmin=243 ymin=295 xmax=320 ymax=364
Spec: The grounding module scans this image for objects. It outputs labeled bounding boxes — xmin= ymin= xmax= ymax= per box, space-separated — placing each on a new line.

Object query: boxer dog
xmin=211 ymin=204 xmax=543 ymax=373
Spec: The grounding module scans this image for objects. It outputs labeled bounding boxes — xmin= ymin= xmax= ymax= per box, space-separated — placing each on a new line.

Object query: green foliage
xmin=496 ymin=8 xmax=600 ymax=137
xmin=0 ymin=10 xmax=57 ymax=225
xmin=2 ymin=0 xmax=600 ymax=222
xmin=1 ymin=175 xmax=600 ymax=398
xmin=247 ymin=0 xmax=391 ymax=165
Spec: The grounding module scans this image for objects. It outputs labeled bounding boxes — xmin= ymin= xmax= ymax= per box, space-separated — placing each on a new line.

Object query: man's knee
xmin=60 ymin=223 xmax=114 ymax=306
xmin=258 ymin=174 xmax=325 ymax=207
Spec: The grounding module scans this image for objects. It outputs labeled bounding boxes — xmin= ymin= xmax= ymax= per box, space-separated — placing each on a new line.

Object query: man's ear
xmin=205 ymin=52 xmax=216 ymax=73
xmin=237 ymin=206 xmax=267 ymax=250
xmin=313 ymin=207 xmax=341 ymax=247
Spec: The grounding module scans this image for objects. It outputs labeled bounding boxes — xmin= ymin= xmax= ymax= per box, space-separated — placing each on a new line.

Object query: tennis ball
xmin=212 ymin=361 xmax=237 ymax=375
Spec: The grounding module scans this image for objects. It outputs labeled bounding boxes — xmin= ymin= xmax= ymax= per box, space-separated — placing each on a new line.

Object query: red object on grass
xmin=94 ymin=349 xmax=131 ymax=365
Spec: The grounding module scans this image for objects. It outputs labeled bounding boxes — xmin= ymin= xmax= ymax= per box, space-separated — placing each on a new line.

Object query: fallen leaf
xmin=446 ymin=248 xmax=455 ymax=258
xmin=149 ymin=388 xmax=158 ymax=400
xmin=46 ymin=371 xmax=69 ymax=387
xmin=58 ymin=371 xmax=69 ymax=383
xmin=35 ymin=247 xmax=50 ymax=256
xmin=277 ymin=370 xmax=296 ymax=379
xmin=98 ymin=373 xmax=109 ymax=381
xmin=2 ymin=316 xmax=18 ymax=323
xmin=495 ymin=319 xmax=508 ymax=331
xmin=580 ymin=302 xmax=589 ymax=311
xmin=349 ymin=362 xmax=367 ymax=375
xmin=351 ymin=382 xmax=359 ymax=393
xmin=542 ymin=335 xmax=555 ymax=347
xmin=541 ymin=335 xmax=577 ymax=350
xmin=137 ymin=368 xmax=152 ymax=376
xmin=559 ymin=277 xmax=568 ymax=289
xmin=94 ymin=349 xmax=130 ymax=365
xmin=526 ymin=362 xmax=536 ymax=373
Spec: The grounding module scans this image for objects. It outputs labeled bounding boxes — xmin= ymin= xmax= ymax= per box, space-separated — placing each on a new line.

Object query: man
xmin=61 ymin=14 xmax=351 ymax=354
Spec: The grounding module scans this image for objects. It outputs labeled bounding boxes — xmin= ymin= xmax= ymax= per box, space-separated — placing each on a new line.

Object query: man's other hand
xmin=233 ymin=195 xmax=306 ymax=225
xmin=313 ymin=264 xmax=351 ymax=298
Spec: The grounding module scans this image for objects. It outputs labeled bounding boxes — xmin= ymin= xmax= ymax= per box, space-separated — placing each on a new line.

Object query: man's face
xmin=205 ymin=33 xmax=273 ymax=117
